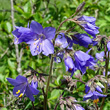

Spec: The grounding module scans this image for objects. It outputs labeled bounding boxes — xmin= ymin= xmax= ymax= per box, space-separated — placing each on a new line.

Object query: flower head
xmin=74 ymin=50 xmax=96 ymax=74
xmin=95 ymin=51 xmax=104 ymax=61
xmin=7 ymin=75 xmax=39 ymax=101
xmin=74 ymin=104 xmax=85 ymax=110
xmin=55 ymin=33 xmax=68 ymax=48
xmin=12 ymin=21 xmax=56 ymax=56
xmin=64 ymin=56 xmax=76 ymax=76
xmin=73 ymin=33 xmax=92 ymax=47
xmin=83 ymin=91 xmax=107 ymax=103
xmin=78 ymin=15 xmax=99 ymax=37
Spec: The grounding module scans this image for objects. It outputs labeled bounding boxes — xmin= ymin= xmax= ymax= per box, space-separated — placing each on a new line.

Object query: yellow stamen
xmin=93 ymin=99 xmax=99 ymax=104
xmin=16 ymin=90 xmax=20 ymax=94
xmin=39 ymin=38 xmax=40 ymax=40
xmin=40 ymin=43 xmax=42 ymax=45
xmin=34 ymin=43 xmax=36 ymax=45
xmin=19 ymin=93 xmax=23 ymax=98
xmin=37 ymin=46 xmax=39 ymax=48
xmin=34 ymin=39 xmax=37 ymax=41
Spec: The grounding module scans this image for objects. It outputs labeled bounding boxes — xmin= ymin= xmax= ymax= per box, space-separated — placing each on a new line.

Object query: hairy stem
xmin=57 ymin=12 xmax=77 ymax=32
xmin=100 ymin=47 xmax=109 ymax=110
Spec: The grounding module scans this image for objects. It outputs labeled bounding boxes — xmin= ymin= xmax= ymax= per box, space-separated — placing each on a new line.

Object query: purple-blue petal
xmin=29 ymin=85 xmax=39 ymax=95
xmin=64 ymin=57 xmax=74 ymax=70
xmin=16 ymin=75 xmax=28 ymax=83
xmin=95 ymin=51 xmax=104 ymax=60
xmin=7 ymin=78 xmax=20 ymax=86
xmin=43 ymin=27 xmax=56 ymax=40
xmin=13 ymin=83 xmax=27 ymax=97
xmin=31 ymin=81 xmax=38 ymax=89
xmin=55 ymin=33 xmax=68 ymax=48
xmin=73 ymin=34 xmax=92 ymax=48
xmin=42 ymin=39 xmax=54 ymax=56
xmin=30 ymin=20 xmax=43 ymax=35
xmin=107 ymin=41 xmax=110 ymax=51
xmin=75 ymin=51 xmax=90 ymax=62
xmin=25 ymin=85 xmax=35 ymax=101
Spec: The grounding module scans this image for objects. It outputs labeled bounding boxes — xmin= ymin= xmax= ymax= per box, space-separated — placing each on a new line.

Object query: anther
xmin=16 ymin=90 xmax=20 ymax=94
xmin=19 ymin=93 xmax=23 ymax=98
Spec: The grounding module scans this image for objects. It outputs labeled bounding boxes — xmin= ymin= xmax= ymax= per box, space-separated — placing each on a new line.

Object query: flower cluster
xmin=7 ymin=11 xmax=109 ymax=110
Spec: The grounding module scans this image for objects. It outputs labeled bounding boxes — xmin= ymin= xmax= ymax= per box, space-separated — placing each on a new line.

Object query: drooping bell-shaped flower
xmin=77 ymin=15 xmax=99 ymax=38
xmin=83 ymin=91 xmax=107 ymax=104
xmin=64 ymin=56 xmax=76 ymax=76
xmin=74 ymin=50 xmax=96 ymax=74
xmin=73 ymin=33 xmax=92 ymax=48
xmin=55 ymin=33 xmax=68 ymax=48
xmin=95 ymin=51 xmax=104 ymax=61
xmin=7 ymin=75 xmax=39 ymax=101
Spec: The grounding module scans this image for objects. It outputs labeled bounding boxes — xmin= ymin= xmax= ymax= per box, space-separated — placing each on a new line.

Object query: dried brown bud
xmin=76 ymin=2 xmax=85 ymax=13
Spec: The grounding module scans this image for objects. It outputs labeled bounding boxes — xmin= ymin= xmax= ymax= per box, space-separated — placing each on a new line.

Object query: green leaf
xmin=24 ymin=101 xmax=31 ymax=110
xmin=55 ymin=75 xmax=62 ymax=86
xmin=24 ymin=2 xmax=31 ymax=13
xmin=4 ymin=22 xmax=12 ymax=33
xmin=49 ymin=89 xmax=62 ymax=100
xmin=1 ymin=108 xmax=7 ymax=110
xmin=14 ymin=5 xmax=24 ymax=14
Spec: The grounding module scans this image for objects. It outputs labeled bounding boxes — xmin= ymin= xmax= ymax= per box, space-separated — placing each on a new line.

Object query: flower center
xmin=39 ymin=33 xmax=46 ymax=40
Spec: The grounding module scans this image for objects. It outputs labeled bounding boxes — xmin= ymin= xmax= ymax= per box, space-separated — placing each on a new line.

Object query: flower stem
xmin=57 ymin=12 xmax=77 ymax=32
xmin=100 ymin=47 xmax=109 ymax=110
xmin=44 ymin=56 xmax=54 ymax=110
xmin=32 ymin=101 xmax=35 ymax=110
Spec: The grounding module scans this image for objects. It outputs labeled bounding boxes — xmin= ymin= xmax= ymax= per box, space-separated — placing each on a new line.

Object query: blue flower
xmin=85 ymin=85 xmax=103 ymax=93
xmin=78 ymin=15 xmax=99 ymax=37
xmin=55 ymin=33 xmax=68 ymax=48
xmin=85 ymin=85 xmax=90 ymax=93
xmin=73 ymin=33 xmax=92 ymax=48
xmin=107 ymin=41 xmax=110 ymax=51
xmin=83 ymin=91 xmax=107 ymax=103
xmin=95 ymin=51 xmax=104 ymax=61
xmin=64 ymin=56 xmax=76 ymax=76
xmin=12 ymin=21 xmax=56 ymax=56
xmin=74 ymin=50 xmax=96 ymax=74
xmin=7 ymin=75 xmax=39 ymax=101
xmin=74 ymin=104 xmax=85 ymax=110
xmin=12 ymin=26 xmax=35 ymax=44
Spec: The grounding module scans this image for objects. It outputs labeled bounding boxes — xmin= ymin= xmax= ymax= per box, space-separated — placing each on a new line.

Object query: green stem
xmin=44 ymin=56 xmax=54 ymax=110
xmin=32 ymin=101 xmax=35 ymax=110
xmin=100 ymin=48 xmax=109 ymax=110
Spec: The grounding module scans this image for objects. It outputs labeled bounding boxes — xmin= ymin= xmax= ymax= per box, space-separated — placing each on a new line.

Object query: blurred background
xmin=0 ymin=0 xmax=110 ymax=109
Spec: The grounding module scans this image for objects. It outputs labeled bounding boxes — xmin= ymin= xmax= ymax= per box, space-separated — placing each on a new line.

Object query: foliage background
xmin=0 ymin=0 xmax=110 ymax=109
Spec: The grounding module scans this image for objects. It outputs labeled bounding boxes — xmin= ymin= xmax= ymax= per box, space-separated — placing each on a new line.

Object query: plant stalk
xmin=100 ymin=47 xmax=109 ymax=110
